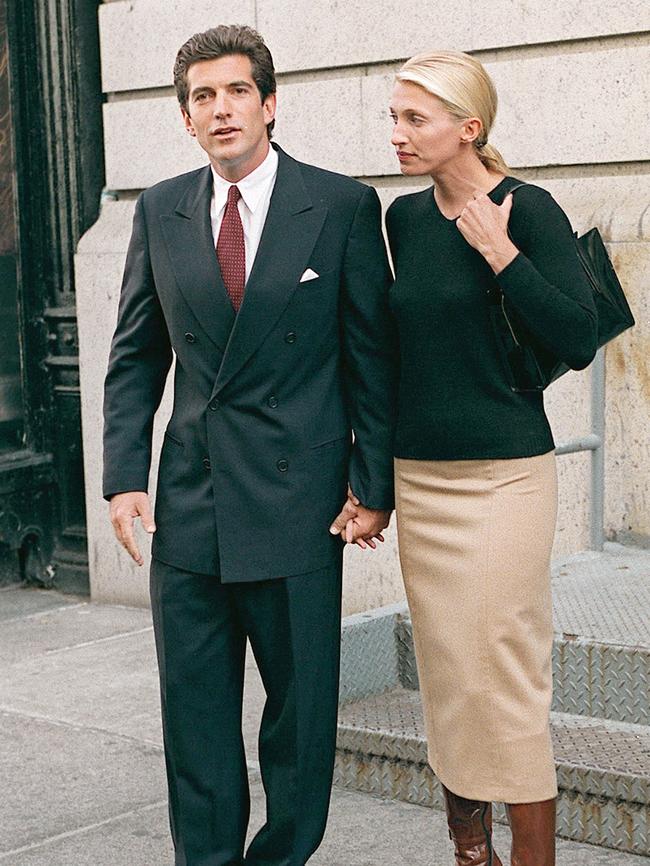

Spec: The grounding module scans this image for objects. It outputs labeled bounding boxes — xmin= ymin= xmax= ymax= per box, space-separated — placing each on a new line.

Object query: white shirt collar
xmin=211 ymin=145 xmax=278 ymax=214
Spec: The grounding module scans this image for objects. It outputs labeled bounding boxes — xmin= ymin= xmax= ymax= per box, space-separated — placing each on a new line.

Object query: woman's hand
xmin=329 ymin=490 xmax=390 ymax=550
xmin=456 ymin=191 xmax=519 ymax=274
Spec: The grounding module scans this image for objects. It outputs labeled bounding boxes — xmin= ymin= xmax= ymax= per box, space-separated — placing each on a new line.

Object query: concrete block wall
xmin=76 ymin=0 xmax=650 ymax=609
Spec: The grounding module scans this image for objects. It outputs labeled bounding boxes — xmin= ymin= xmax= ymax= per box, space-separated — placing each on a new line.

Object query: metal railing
xmin=553 ymin=349 xmax=605 ymax=550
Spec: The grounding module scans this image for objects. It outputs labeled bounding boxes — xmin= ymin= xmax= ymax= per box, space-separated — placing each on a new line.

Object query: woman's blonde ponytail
xmin=476 ymin=142 xmax=509 ymax=175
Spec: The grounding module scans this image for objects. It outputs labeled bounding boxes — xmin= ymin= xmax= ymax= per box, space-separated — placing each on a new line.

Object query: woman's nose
xmin=391 ymin=125 xmax=407 ymax=146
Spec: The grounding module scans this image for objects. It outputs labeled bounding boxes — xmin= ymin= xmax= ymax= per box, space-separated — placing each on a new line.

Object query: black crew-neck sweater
xmin=386 ymin=176 xmax=598 ymax=460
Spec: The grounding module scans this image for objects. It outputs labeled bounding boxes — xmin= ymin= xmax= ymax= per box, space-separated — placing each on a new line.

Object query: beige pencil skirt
xmin=394 ymin=451 xmax=559 ymax=804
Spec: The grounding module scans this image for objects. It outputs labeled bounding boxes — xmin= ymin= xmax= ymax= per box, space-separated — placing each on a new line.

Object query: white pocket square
xmin=299 ymin=268 xmax=320 ymax=283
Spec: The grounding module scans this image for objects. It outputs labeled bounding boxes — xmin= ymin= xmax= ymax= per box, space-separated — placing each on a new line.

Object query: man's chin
xmin=209 ymin=143 xmax=242 ymax=162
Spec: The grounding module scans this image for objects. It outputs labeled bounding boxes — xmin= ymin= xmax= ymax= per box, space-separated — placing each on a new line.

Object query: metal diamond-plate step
xmin=376 ymin=547 xmax=650 ymax=726
xmin=552 ymin=547 xmax=650 ymax=726
xmin=395 ymin=618 xmax=650 ymax=727
xmin=335 ymin=688 xmax=650 ymax=856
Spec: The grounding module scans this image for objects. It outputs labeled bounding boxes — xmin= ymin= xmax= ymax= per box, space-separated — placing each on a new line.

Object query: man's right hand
xmin=109 ymin=491 xmax=155 ymax=566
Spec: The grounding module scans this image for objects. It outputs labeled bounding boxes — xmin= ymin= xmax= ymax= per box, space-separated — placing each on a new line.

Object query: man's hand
xmin=109 ymin=491 xmax=156 ymax=566
xmin=329 ymin=492 xmax=391 ymax=550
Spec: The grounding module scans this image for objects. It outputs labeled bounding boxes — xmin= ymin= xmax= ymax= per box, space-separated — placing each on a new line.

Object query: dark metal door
xmin=0 ymin=24 xmax=22 ymax=457
xmin=0 ymin=0 xmax=104 ymax=592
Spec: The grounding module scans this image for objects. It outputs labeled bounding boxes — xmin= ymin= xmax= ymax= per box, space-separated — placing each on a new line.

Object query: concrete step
xmin=341 ymin=545 xmax=650 ymax=726
xmin=335 ymin=687 xmax=650 ymax=856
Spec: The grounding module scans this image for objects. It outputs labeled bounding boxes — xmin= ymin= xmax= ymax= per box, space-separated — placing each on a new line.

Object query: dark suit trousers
xmin=149 ymin=556 xmax=343 ymax=866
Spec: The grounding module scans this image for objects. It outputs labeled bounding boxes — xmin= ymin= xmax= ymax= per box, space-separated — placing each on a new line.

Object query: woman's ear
xmin=460 ymin=117 xmax=483 ymax=145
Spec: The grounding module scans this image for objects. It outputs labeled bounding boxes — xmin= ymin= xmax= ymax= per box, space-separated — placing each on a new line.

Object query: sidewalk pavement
xmin=1 ymin=584 xmax=647 ymax=866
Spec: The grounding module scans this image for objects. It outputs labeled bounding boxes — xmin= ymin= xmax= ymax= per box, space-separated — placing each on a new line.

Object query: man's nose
xmin=213 ymin=91 xmax=231 ymax=117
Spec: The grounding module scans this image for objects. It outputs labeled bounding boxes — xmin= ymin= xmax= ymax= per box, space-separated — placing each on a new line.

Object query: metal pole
xmin=590 ymin=349 xmax=606 ymax=551
xmin=555 ymin=434 xmax=601 ymax=455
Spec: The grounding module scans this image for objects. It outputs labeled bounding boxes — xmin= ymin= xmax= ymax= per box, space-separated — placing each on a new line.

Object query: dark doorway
xmin=0 ymin=0 xmax=104 ymax=591
xmin=0 ymin=16 xmax=22 ymax=457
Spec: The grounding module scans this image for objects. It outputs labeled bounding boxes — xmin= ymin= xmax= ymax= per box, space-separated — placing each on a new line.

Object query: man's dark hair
xmin=174 ymin=24 xmax=276 ymax=137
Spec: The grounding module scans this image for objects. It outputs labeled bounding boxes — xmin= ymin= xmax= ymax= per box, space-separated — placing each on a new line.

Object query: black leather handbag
xmin=492 ymin=184 xmax=635 ymax=392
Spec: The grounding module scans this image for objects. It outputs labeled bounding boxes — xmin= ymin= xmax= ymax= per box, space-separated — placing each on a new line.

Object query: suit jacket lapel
xmin=211 ymin=148 xmax=327 ymax=397
xmin=160 ymin=166 xmax=236 ymax=353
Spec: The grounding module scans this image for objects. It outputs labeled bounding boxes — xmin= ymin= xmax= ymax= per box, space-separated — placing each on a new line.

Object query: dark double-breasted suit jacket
xmin=103 ymin=145 xmax=397 ymax=582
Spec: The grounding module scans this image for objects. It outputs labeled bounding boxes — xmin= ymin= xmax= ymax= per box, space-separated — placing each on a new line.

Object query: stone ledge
xmin=101 ymin=44 xmax=650 ymax=188
xmin=99 ymin=0 xmax=650 ymax=92
xmin=99 ymin=0 xmax=256 ymax=93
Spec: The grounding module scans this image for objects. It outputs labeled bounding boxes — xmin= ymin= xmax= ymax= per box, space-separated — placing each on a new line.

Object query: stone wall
xmin=77 ymin=1 xmax=650 ymax=609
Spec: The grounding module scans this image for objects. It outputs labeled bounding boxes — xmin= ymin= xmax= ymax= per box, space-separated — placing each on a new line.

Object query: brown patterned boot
xmin=442 ymin=784 xmax=504 ymax=866
xmin=506 ymin=798 xmax=556 ymax=866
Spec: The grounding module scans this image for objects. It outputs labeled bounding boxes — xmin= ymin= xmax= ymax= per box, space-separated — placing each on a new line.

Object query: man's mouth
xmin=396 ymin=150 xmax=415 ymax=160
xmin=212 ymin=127 xmax=240 ymax=138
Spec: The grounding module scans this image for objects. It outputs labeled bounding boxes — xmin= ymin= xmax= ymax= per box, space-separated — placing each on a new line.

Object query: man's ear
xmin=263 ymin=92 xmax=277 ymax=128
xmin=181 ymin=107 xmax=196 ymax=137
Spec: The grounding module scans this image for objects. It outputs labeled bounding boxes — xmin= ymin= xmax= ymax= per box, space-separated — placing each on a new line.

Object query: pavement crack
xmin=0 ymin=706 xmax=164 ymax=751
xmin=0 ymin=800 xmax=168 ymax=859
xmin=43 ymin=624 xmax=154 ymax=655
xmin=0 ymin=602 xmax=89 ymax=625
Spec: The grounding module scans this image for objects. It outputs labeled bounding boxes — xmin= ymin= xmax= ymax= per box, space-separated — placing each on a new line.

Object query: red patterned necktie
xmin=216 ymin=184 xmax=246 ymax=311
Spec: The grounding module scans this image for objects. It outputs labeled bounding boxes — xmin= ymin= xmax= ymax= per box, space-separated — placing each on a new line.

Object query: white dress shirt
xmin=210 ymin=145 xmax=279 ymax=283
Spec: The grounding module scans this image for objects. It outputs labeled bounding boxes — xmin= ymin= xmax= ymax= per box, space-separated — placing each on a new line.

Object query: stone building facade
xmin=76 ymin=1 xmax=650 ymax=611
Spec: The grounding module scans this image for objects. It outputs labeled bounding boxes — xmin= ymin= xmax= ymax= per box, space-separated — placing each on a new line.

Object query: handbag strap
xmin=503 ymin=182 xmax=528 ymax=234
xmin=506 ymin=181 xmax=528 ymax=197
xmin=496 ymin=182 xmax=530 ymax=353
xmin=499 ymin=181 xmax=528 ymax=288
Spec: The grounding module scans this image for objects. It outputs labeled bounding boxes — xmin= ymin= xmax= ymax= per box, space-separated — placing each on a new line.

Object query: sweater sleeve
xmin=495 ymin=187 xmax=598 ymax=370
xmin=341 ymin=185 xmax=398 ymax=510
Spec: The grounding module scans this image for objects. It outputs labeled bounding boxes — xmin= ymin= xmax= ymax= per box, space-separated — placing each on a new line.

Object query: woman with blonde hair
xmin=383 ymin=50 xmax=597 ymax=864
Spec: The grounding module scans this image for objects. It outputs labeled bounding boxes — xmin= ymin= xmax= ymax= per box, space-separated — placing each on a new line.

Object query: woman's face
xmin=389 ymin=80 xmax=472 ymax=176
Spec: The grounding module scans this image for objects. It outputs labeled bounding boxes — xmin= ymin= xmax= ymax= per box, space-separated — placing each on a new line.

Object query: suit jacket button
xmin=284 ymin=332 xmax=297 ymax=344
xmin=276 ymin=459 xmax=289 ymax=472
xmin=209 ymin=398 xmax=220 ymax=411
xmin=185 ymin=332 xmax=196 ymax=343
xmin=268 ymin=396 xmax=278 ymax=409
xmin=203 ymin=457 xmax=211 ymax=470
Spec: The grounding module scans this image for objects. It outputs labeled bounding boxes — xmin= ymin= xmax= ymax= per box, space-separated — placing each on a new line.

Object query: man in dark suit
xmin=103 ymin=24 xmax=396 ymax=866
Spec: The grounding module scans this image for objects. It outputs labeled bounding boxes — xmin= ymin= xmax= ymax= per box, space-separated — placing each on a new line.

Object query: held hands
xmin=456 ymin=191 xmax=519 ymax=274
xmin=329 ymin=489 xmax=391 ymax=550
xmin=109 ymin=491 xmax=156 ymax=566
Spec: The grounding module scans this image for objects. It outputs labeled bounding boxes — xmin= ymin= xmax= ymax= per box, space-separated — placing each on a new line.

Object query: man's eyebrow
xmin=190 ymin=85 xmax=214 ymax=96
xmin=190 ymin=80 xmax=253 ymax=98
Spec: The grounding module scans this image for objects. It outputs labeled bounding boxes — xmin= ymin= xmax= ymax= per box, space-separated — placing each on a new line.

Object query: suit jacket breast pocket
xmin=297 ymin=266 xmax=338 ymax=290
